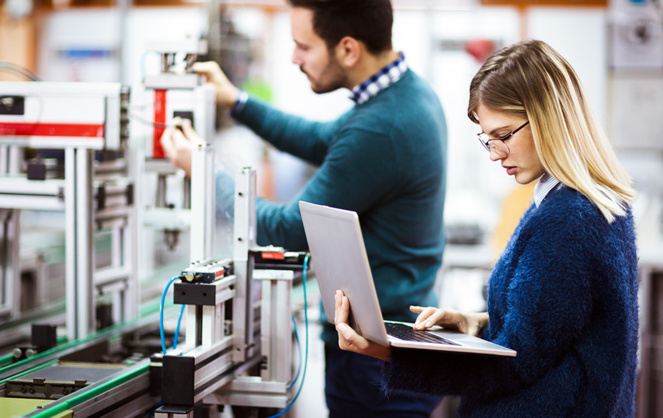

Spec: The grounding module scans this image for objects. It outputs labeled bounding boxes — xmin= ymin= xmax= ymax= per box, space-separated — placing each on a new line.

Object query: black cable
xmin=128 ymin=112 xmax=171 ymax=129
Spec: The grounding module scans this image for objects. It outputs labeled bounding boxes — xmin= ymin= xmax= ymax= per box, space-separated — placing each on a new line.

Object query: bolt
xmin=12 ymin=348 xmax=23 ymax=359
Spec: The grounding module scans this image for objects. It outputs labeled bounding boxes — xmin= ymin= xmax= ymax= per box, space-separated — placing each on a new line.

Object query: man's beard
xmin=304 ymin=54 xmax=348 ymax=94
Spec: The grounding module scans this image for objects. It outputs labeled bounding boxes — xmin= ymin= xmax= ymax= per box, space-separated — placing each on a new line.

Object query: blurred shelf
xmin=481 ymin=0 xmax=607 ymax=7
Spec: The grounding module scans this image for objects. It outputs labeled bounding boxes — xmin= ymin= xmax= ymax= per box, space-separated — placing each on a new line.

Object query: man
xmin=161 ymin=0 xmax=447 ymax=416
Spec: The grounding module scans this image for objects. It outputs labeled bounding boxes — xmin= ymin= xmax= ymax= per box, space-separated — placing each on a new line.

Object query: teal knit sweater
xmin=385 ymin=185 xmax=639 ymax=417
xmin=216 ymin=70 xmax=447 ymax=343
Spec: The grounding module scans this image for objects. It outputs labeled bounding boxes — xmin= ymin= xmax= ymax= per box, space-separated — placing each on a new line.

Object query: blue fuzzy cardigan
xmin=384 ymin=185 xmax=639 ymax=417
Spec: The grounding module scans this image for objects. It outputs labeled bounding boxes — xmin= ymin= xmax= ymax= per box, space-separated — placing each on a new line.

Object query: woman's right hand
xmin=410 ymin=306 xmax=489 ymax=337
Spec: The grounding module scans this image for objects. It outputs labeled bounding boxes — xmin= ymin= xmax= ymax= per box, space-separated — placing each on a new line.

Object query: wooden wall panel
xmin=0 ymin=8 xmax=37 ymax=81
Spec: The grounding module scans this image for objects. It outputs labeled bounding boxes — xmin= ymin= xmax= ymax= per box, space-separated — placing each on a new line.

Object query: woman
xmin=334 ymin=39 xmax=638 ymax=417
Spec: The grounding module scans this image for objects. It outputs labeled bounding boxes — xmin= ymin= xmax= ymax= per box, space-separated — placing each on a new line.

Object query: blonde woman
xmin=335 ymin=39 xmax=638 ymax=417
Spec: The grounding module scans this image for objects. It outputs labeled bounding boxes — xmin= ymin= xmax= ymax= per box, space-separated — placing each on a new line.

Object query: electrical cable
xmin=173 ymin=304 xmax=186 ymax=350
xmin=129 ymin=112 xmax=172 ymax=129
xmin=288 ymin=315 xmax=302 ymax=389
xmin=160 ymin=276 xmax=180 ymax=355
xmin=268 ymin=254 xmax=310 ymax=418
xmin=0 ymin=61 xmax=41 ymax=81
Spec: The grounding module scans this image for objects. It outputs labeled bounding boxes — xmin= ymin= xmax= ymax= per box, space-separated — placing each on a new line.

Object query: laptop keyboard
xmin=385 ymin=322 xmax=460 ymax=346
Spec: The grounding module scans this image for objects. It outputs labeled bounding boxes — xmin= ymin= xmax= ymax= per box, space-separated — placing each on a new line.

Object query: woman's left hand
xmin=335 ymin=290 xmax=392 ymax=362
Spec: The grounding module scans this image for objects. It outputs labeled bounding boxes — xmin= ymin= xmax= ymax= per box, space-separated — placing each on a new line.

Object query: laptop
xmin=299 ymin=201 xmax=516 ymax=357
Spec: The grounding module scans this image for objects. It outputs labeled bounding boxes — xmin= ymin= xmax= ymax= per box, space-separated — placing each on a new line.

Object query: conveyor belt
xmin=7 ymin=363 xmax=128 ymax=400
xmin=0 ymin=315 xmax=167 ymax=417
xmin=0 ymin=299 xmax=180 ymax=382
xmin=23 ymin=360 xmax=152 ymax=418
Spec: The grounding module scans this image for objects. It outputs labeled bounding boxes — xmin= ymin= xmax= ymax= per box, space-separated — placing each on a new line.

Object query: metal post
xmin=0 ymin=209 xmax=19 ymax=320
xmin=256 ymin=270 xmax=294 ymax=383
xmin=233 ymin=168 xmax=257 ymax=362
xmin=76 ymin=148 xmax=95 ymax=339
xmin=125 ymin=151 xmax=139 ymax=321
xmin=8 ymin=146 xmax=21 ymax=175
xmin=65 ymin=147 xmax=78 ymax=341
xmin=0 ymin=146 xmax=7 ymax=173
xmin=190 ymin=144 xmax=215 ymax=263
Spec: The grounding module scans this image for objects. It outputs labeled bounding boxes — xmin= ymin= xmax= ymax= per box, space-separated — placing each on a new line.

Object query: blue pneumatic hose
xmin=173 ymin=304 xmax=185 ymax=350
xmin=160 ymin=276 xmax=180 ymax=355
xmin=288 ymin=316 xmax=302 ymax=389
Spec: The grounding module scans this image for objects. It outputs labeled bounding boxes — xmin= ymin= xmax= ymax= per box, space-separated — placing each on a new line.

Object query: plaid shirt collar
xmin=350 ymin=53 xmax=408 ymax=105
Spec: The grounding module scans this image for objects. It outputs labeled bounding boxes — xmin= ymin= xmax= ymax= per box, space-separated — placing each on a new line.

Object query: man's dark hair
xmin=287 ymin=0 xmax=393 ymax=55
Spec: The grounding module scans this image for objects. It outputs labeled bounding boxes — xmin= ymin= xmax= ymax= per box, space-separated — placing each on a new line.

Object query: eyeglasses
xmin=477 ymin=121 xmax=530 ymax=158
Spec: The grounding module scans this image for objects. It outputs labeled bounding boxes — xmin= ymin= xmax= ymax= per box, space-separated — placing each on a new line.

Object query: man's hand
xmin=191 ymin=61 xmax=240 ymax=109
xmin=160 ymin=118 xmax=206 ymax=177
xmin=335 ymin=290 xmax=392 ymax=362
xmin=410 ymin=306 xmax=489 ymax=337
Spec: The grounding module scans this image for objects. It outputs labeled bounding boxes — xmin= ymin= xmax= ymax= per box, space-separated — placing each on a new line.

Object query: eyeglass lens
xmin=477 ymin=121 xmax=529 ymax=157
xmin=487 ymin=139 xmax=509 ymax=157
xmin=477 ymin=134 xmax=509 ymax=157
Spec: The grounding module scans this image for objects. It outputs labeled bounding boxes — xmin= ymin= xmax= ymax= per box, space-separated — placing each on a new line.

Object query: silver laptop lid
xmin=299 ymin=201 xmax=390 ymax=346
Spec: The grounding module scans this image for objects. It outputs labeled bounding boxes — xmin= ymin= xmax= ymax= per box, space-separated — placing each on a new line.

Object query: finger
xmin=337 ymin=322 xmax=369 ymax=352
xmin=410 ymin=306 xmax=424 ymax=314
xmin=337 ymin=294 xmax=350 ymax=326
xmin=335 ymin=295 xmax=362 ymax=353
xmin=420 ymin=310 xmax=451 ymax=329
xmin=336 ymin=322 xmax=354 ymax=350
xmin=191 ymin=61 xmax=221 ymax=80
xmin=337 ymin=322 xmax=358 ymax=343
xmin=425 ymin=309 xmax=465 ymax=332
xmin=178 ymin=119 xmax=202 ymax=144
xmin=410 ymin=306 xmax=431 ymax=325
xmin=190 ymin=61 xmax=211 ymax=74
xmin=411 ymin=306 xmax=437 ymax=318
xmin=160 ymin=126 xmax=177 ymax=159
xmin=179 ymin=117 xmax=192 ymax=131
xmin=169 ymin=128 xmax=191 ymax=149
xmin=413 ymin=307 xmax=438 ymax=328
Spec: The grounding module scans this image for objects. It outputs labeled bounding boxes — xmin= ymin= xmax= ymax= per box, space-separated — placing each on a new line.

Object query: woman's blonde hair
xmin=468 ymin=39 xmax=635 ymax=223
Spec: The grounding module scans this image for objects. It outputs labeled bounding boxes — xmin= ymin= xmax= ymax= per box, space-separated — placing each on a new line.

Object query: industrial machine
xmin=0 ymin=80 xmax=136 ymax=342
xmin=137 ymin=38 xmax=216 ymax=258
xmin=0 ymin=159 xmax=307 ymax=417
xmin=0 ymin=44 xmax=308 ymax=417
